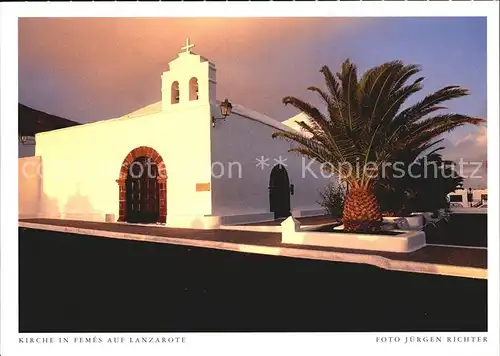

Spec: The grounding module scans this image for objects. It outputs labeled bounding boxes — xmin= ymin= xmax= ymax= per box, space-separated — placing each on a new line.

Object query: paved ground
xmin=19 ymin=218 xmax=487 ymax=270
xmin=19 ymin=227 xmax=487 ymax=332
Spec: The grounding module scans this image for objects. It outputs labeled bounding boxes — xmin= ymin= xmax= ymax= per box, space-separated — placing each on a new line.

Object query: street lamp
xmin=212 ymin=98 xmax=232 ymax=128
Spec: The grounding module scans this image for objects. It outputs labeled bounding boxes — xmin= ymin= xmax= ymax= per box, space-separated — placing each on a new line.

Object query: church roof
xmin=18 ymin=103 xmax=81 ymax=137
xmin=120 ymin=99 xmax=295 ymax=133
xmin=35 ymin=99 xmax=298 ymax=135
xmin=281 ymin=112 xmax=312 ymax=131
xmin=281 ymin=112 xmax=314 ymax=138
xmin=123 ymin=101 xmax=162 ymax=118
xmin=215 ymin=100 xmax=294 ymax=133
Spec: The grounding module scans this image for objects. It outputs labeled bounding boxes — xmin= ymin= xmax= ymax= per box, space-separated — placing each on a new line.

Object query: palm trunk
xmin=342 ymin=184 xmax=382 ymax=232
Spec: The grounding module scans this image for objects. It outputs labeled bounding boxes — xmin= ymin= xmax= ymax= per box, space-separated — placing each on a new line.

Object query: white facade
xmin=18 ymin=40 xmax=330 ymax=228
xmin=447 ymin=188 xmax=488 ymax=207
xmin=211 ymin=103 xmax=327 ymax=225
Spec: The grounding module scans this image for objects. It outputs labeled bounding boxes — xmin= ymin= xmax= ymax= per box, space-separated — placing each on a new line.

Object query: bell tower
xmin=159 ymin=39 xmax=216 ymax=222
xmin=161 ymin=38 xmax=217 ymax=112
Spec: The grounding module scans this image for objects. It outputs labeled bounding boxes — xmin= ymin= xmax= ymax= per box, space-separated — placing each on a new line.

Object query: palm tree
xmin=272 ymin=59 xmax=485 ymax=232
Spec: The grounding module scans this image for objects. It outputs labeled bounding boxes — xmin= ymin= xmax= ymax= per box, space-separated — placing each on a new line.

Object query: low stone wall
xmin=219 ymin=212 xmax=275 ymax=226
xmin=291 ymin=208 xmax=326 ymax=218
xmin=450 ymin=207 xmax=488 ymax=214
xmin=281 ymin=217 xmax=426 ymax=253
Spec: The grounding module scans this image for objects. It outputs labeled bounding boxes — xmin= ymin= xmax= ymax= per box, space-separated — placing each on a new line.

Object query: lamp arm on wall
xmin=212 ymin=98 xmax=233 ymax=128
xmin=211 ymin=116 xmax=227 ymax=128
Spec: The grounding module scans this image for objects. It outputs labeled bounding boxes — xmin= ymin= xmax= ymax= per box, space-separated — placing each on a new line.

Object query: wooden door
xmin=269 ymin=165 xmax=291 ymax=219
xmin=126 ymin=157 xmax=159 ymax=223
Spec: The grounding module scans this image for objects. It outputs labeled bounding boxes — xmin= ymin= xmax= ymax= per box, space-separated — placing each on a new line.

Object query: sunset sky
xmin=18 ymin=17 xmax=487 ymax=186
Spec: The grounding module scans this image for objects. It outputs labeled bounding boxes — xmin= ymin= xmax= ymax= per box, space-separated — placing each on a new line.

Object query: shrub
xmin=318 ymin=183 xmax=346 ymax=218
xmin=375 ymin=150 xmax=463 ymax=216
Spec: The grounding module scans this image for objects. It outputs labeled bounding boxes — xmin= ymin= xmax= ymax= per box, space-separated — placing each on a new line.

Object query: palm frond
xmin=273 ymin=59 xmax=484 ymax=188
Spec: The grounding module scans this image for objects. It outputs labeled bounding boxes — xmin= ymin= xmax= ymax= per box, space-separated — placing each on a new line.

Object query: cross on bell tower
xmin=180 ymin=38 xmax=195 ymax=53
xmin=162 ymin=37 xmax=217 ymax=111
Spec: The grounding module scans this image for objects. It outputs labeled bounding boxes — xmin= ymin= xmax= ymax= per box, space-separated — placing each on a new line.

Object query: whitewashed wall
xmin=210 ymin=106 xmax=330 ymax=223
xmin=30 ymin=50 xmax=221 ymax=227
xmin=34 ymin=102 xmax=213 ymax=225
xmin=18 ymin=156 xmax=42 ymax=218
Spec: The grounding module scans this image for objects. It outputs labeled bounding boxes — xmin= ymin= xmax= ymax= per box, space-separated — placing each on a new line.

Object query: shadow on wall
xmin=63 ymin=189 xmax=103 ymax=221
xmin=64 ymin=189 xmax=94 ymax=214
xmin=34 ymin=191 xmax=103 ymax=222
xmin=18 ymin=157 xmax=104 ymax=221
xmin=190 ymin=218 xmax=205 ymax=229
xmin=40 ymin=193 xmax=61 ymax=218
xmin=20 ymin=192 xmax=61 ymax=220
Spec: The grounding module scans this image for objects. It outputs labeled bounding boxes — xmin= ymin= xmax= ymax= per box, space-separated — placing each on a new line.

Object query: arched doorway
xmin=269 ymin=164 xmax=291 ymax=219
xmin=126 ymin=157 xmax=159 ymax=223
xmin=116 ymin=146 xmax=167 ymax=224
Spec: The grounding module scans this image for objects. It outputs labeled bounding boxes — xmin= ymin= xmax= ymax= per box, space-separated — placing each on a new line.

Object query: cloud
xmin=443 ymin=125 xmax=487 ymax=161
xmin=441 ymin=125 xmax=487 ymax=188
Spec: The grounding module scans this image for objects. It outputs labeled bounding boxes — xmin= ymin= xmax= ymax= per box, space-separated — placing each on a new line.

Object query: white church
xmin=19 ymin=39 xmax=329 ymax=229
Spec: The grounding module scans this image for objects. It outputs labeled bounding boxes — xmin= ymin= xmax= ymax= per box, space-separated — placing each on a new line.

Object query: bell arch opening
xmin=189 ymin=77 xmax=199 ymax=101
xmin=171 ymin=81 xmax=180 ymax=104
